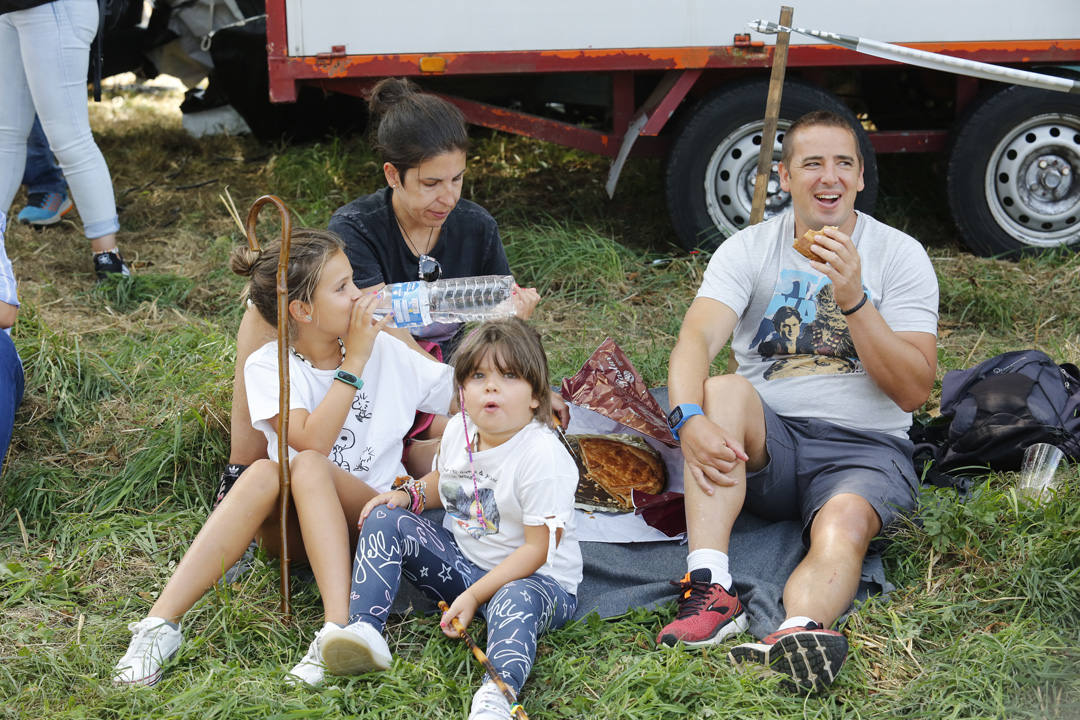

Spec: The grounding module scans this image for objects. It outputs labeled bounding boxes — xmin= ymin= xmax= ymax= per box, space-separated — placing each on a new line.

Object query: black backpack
xmin=910 ymin=350 xmax=1080 ymax=491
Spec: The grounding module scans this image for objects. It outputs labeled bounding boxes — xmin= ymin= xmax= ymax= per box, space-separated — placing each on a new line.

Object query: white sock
xmin=687 ymin=548 xmax=732 ymax=590
xmin=777 ymin=616 xmax=816 ymax=631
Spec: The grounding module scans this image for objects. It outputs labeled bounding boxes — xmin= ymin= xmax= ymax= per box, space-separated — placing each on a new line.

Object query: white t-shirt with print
xmin=697 ymin=210 xmax=939 ymax=438
xmin=437 ymin=416 xmax=583 ymax=595
xmin=245 ymin=331 xmax=453 ymax=493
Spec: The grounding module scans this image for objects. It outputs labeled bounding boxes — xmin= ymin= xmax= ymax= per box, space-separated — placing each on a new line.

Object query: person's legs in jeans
xmin=0 ymin=331 xmax=24 ymax=476
xmin=0 ymin=12 xmax=37 ymax=218
xmin=22 ymin=115 xmax=65 ymax=194
xmin=19 ymin=115 xmax=70 ymax=225
xmin=5 ymin=0 xmax=127 ymax=275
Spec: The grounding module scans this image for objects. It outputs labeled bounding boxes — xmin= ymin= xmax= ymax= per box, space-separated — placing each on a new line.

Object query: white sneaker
xmin=320 ymin=621 xmax=392 ymax=676
xmin=469 ymin=681 xmax=514 ymax=720
xmin=285 ymin=621 xmax=337 ymax=687
xmin=112 ymin=617 xmax=183 ymax=687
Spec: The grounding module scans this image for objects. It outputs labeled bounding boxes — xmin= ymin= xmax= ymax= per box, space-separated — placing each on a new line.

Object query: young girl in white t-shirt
xmin=111 ymin=229 xmax=454 ymax=688
xmin=317 ymin=317 xmax=581 ymax=720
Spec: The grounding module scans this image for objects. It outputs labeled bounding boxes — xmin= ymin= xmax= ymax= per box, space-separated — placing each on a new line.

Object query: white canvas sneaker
xmin=320 ymin=621 xmax=392 ymax=676
xmin=468 ymin=681 xmax=513 ymax=720
xmin=286 ymin=621 xmax=339 ymax=687
xmin=112 ymin=617 xmax=183 ymax=687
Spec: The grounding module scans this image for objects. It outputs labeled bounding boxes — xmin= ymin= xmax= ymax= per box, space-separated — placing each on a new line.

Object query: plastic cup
xmin=1017 ymin=443 xmax=1065 ymax=500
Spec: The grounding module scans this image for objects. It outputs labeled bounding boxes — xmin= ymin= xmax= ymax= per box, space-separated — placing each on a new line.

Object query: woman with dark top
xmin=221 ymin=78 xmax=542 ymax=497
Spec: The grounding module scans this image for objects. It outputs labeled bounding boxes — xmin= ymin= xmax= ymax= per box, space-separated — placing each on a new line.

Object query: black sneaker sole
xmin=730 ymin=631 xmax=848 ymax=692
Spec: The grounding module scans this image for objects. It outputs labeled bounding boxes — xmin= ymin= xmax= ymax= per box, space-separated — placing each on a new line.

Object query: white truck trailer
xmin=264 ymin=0 xmax=1080 ymax=257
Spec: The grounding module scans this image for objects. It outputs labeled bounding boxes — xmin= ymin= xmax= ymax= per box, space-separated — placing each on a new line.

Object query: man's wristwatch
xmin=667 ymin=403 xmax=704 ymax=442
xmin=334 ymin=369 xmax=363 ymax=391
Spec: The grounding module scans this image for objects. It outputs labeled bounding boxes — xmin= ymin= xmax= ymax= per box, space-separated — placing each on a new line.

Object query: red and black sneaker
xmin=656 ymin=569 xmax=748 ymax=648
xmin=729 ymin=621 xmax=848 ymax=692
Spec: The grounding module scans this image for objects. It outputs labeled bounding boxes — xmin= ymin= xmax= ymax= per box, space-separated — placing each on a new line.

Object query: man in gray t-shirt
xmin=657 ymin=111 xmax=939 ymax=692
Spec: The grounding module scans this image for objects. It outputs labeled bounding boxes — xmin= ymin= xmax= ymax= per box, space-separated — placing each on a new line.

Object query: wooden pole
xmin=749 ymin=5 xmax=794 ymax=225
xmin=245 ymin=195 xmax=294 ymax=620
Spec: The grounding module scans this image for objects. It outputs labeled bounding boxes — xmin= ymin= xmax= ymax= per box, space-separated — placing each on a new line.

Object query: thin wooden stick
xmin=749 ymin=5 xmax=794 ymax=226
xmin=437 ymin=601 xmax=529 ymax=720
xmin=245 ymin=195 xmax=294 ymax=621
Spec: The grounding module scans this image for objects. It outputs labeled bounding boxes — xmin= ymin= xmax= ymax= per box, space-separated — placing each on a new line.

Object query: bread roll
xmin=793 ymin=225 xmax=837 ymax=259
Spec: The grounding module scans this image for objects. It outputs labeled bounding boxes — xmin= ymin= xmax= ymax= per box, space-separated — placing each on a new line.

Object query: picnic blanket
xmin=394 ymin=388 xmax=893 ymax=639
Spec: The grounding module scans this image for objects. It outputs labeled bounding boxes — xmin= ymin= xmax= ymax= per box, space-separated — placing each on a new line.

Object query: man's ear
xmin=778 ymin=161 xmax=791 ymax=193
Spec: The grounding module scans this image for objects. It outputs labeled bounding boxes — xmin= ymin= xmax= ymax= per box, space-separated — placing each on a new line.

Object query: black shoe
xmin=212 ymin=463 xmax=248 ymax=510
xmin=94 ymin=250 xmax=131 ymax=281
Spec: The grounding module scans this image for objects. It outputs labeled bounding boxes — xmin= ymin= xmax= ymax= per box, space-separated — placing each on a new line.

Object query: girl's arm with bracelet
xmin=358 ymin=471 xmax=442 ymax=525
xmin=277 ymin=295 xmax=390 ymax=454
xmin=439 ymin=523 xmax=562 ymax=637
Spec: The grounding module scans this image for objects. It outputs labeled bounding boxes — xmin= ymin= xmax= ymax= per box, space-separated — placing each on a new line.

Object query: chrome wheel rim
xmin=986 ymin=112 xmax=1080 ymax=247
xmin=704 ymin=120 xmax=792 ymax=236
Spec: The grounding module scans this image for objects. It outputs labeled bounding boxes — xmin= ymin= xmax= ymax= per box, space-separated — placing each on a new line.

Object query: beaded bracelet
xmin=392 ymin=476 xmax=427 ymax=514
xmin=404 ymin=476 xmax=427 ymax=513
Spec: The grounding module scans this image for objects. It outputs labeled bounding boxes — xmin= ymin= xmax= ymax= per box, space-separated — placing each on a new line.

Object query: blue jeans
xmin=22 ymin=115 xmax=65 ymax=196
xmin=349 ymin=506 xmax=577 ymax=694
xmin=0 ymin=0 xmax=119 ymax=239
xmin=0 ymin=330 xmax=24 ymax=477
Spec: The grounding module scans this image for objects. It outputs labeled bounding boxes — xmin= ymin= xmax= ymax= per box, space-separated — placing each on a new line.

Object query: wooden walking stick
xmin=244 ymin=194 xmax=294 ymax=620
xmin=437 ymin=601 xmax=529 ymax=720
xmin=748 ymin=5 xmax=794 ymax=226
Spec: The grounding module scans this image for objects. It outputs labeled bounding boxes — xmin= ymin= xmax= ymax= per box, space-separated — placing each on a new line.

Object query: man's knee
xmin=703 ymin=374 xmax=757 ymax=417
xmin=811 ymin=493 xmax=882 ymax=551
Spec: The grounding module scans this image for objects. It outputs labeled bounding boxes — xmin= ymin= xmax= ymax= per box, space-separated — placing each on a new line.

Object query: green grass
xmin=0 ymin=86 xmax=1078 ymax=719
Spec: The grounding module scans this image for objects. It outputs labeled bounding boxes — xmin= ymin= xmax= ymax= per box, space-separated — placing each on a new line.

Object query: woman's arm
xmin=439 ymin=523 xmax=561 ymax=636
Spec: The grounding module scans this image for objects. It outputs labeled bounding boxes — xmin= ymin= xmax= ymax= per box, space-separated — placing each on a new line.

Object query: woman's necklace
xmin=290 ymin=337 xmax=345 ymax=368
xmin=394 ymin=210 xmax=434 ymax=258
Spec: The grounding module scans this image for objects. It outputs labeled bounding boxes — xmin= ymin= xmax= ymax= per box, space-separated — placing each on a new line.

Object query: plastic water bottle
xmin=373 ymin=275 xmax=517 ymax=328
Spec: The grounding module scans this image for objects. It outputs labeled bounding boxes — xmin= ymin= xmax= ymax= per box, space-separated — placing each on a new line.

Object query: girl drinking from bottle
xmin=223 ymin=76 xmax=544 ymax=496
xmin=317 ymin=318 xmax=580 ymax=720
xmin=111 ymin=229 xmax=454 ymax=688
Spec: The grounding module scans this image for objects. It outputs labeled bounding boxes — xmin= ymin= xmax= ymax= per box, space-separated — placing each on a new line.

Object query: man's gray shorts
xmin=744 ymin=399 xmax=919 ymax=549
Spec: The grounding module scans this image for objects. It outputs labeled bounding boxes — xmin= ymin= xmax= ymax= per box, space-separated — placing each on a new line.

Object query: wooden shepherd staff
xmin=437 ymin=601 xmax=529 ymax=720
xmin=748 ymin=5 xmax=794 ymax=225
xmin=244 ymin=194 xmax=294 ymax=620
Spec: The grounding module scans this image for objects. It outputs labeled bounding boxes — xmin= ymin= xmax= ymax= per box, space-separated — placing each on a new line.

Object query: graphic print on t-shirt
xmin=442 ymin=477 xmax=500 ymax=539
xmin=351 ymin=392 xmax=371 ymax=423
xmin=330 ymin=427 xmax=374 ymax=472
xmin=750 ymin=269 xmax=866 ymax=380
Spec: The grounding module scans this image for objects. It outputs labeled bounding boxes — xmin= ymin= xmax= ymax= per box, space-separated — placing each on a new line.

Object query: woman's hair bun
xmin=368 ymin=77 xmax=418 ymax=122
xmin=229 ymin=245 xmax=261 ymax=277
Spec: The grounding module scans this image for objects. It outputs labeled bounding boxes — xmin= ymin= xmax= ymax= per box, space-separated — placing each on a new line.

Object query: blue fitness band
xmin=334 ymin=369 xmax=363 ymax=391
xmin=667 ymin=403 xmax=704 ymax=442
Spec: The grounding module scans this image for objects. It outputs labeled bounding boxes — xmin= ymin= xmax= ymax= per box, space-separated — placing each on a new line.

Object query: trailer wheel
xmin=947 ymin=85 xmax=1080 ymax=257
xmin=665 ymin=79 xmax=878 ymax=252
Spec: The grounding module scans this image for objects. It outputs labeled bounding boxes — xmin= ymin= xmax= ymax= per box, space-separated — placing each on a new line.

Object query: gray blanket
xmin=395 ymin=512 xmax=889 ymax=639
xmin=574 ymin=518 xmax=890 ymax=638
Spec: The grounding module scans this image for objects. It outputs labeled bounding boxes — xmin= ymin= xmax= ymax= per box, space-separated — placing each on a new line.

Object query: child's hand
xmin=511 ymin=283 xmax=540 ymax=320
xmin=342 ymin=292 xmax=392 ymax=372
xmin=358 ymin=489 xmax=411 ymax=527
xmin=440 ymin=590 xmax=480 ymax=638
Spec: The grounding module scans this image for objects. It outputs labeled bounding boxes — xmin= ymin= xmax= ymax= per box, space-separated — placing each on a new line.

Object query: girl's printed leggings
xmin=349 ymin=505 xmax=576 ymax=693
